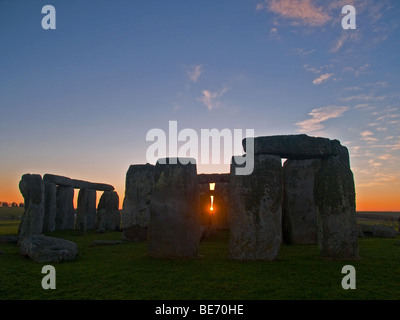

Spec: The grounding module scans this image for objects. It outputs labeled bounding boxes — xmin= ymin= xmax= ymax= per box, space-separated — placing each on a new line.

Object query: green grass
xmin=1 ymin=220 xmax=399 ymax=300
xmin=0 ymin=207 xmax=24 ymax=220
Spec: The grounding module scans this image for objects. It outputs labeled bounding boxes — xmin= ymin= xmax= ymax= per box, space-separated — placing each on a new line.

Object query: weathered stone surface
xmin=200 ymin=225 xmax=218 ymax=241
xmin=43 ymin=181 xmax=57 ymax=233
xmin=148 ymin=158 xmax=201 ymax=258
xmin=314 ymin=155 xmax=358 ymax=259
xmin=198 ymin=174 xmax=230 ymax=183
xmin=121 ymin=164 xmax=154 ymax=241
xmin=18 ymin=174 xmax=45 ymax=238
xmin=76 ymin=189 xmax=97 ymax=234
xmin=282 ymin=159 xmax=320 ymax=245
xmin=228 ymin=154 xmax=282 ymax=261
xmin=55 ymin=186 xmax=75 ymax=230
xmin=242 ymin=134 xmax=343 ymax=159
xmin=43 ymin=174 xmax=114 ymax=191
xmin=19 ymin=234 xmax=78 ymax=263
xmin=96 ymin=191 xmax=120 ymax=233
xmin=122 ymin=225 xmax=148 ymax=242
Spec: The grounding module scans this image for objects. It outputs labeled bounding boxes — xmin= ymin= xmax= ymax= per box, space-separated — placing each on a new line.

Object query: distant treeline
xmin=0 ymin=202 xmax=23 ymax=207
xmin=357 ymin=211 xmax=400 ymax=221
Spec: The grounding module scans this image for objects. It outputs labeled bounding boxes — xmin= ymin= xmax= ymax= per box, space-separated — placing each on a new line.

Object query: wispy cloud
xmin=295 ymin=105 xmax=349 ymax=132
xmin=303 ymin=64 xmax=321 ymax=74
xmin=360 ymin=130 xmax=378 ymax=142
xmin=340 ymin=94 xmax=386 ymax=102
xmin=186 ymin=65 xmax=203 ymax=83
xmin=357 ymin=172 xmax=399 ymax=187
xmin=330 ymin=29 xmax=364 ymax=53
xmin=345 ymin=86 xmax=363 ymax=92
xmin=354 ymin=104 xmax=375 ymax=111
xmin=330 ymin=33 xmax=347 ymax=53
xmin=378 ymin=154 xmax=395 ymax=161
xmin=342 ymin=64 xmax=370 ymax=77
xmin=269 ymin=27 xmax=280 ymax=40
xmin=368 ymin=159 xmax=383 ymax=167
xmin=256 ymin=0 xmax=331 ymax=26
xmin=198 ymin=87 xmax=229 ymax=111
xmin=293 ymin=48 xmax=316 ymax=56
xmin=312 ymin=73 xmax=334 ymax=85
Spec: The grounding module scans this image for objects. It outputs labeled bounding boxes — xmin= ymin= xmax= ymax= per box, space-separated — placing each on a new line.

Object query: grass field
xmin=0 ymin=207 xmax=24 ymax=220
xmin=1 ymin=208 xmax=400 ymax=300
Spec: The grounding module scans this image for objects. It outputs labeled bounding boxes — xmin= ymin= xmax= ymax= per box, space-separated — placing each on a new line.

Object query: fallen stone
xmin=242 ymin=134 xmax=343 ymax=159
xmin=19 ymin=235 xmax=78 ymax=263
xmin=228 ymin=154 xmax=283 ymax=261
xmin=43 ymin=174 xmax=114 ymax=191
xmin=148 ymin=158 xmax=201 ymax=258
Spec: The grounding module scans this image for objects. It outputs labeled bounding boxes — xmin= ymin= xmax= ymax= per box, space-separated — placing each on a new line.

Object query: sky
xmin=0 ymin=0 xmax=399 ymax=211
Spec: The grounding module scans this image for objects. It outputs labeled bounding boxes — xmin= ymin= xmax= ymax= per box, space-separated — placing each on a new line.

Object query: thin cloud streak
xmin=257 ymin=0 xmax=331 ymax=26
xmin=295 ymin=105 xmax=349 ymax=132
xmin=198 ymin=87 xmax=229 ymax=111
xmin=187 ymin=65 xmax=203 ymax=83
xmin=312 ymin=73 xmax=334 ymax=85
xmin=360 ymin=130 xmax=378 ymax=142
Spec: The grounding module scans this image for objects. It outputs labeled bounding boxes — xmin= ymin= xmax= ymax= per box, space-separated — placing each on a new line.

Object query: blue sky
xmin=0 ymin=0 xmax=399 ymax=210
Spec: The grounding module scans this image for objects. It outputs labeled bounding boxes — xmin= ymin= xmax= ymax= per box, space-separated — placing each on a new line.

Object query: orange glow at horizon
xmin=1 ymin=173 xmax=399 ymax=212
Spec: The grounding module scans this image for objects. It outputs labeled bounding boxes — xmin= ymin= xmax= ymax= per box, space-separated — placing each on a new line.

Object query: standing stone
xmin=55 ymin=186 xmax=75 ymax=230
xmin=121 ymin=164 xmax=154 ymax=241
xmin=314 ymin=155 xmax=358 ymax=259
xmin=96 ymin=191 xmax=120 ymax=233
xmin=18 ymin=174 xmax=45 ymax=238
xmin=282 ymin=159 xmax=320 ymax=245
xmin=76 ymin=189 xmax=97 ymax=234
xmin=43 ymin=181 xmax=57 ymax=233
xmin=228 ymin=154 xmax=282 ymax=261
xmin=148 ymin=158 xmax=201 ymax=258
